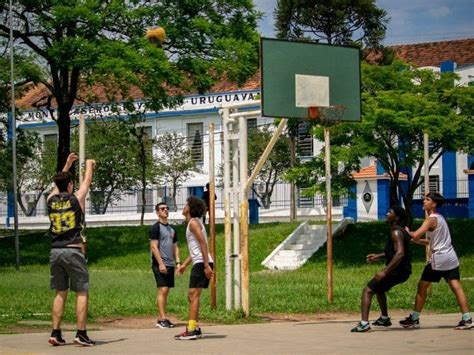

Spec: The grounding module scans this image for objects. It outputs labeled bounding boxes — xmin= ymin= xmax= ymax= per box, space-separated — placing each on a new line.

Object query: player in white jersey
xmin=175 ymin=196 xmax=214 ymax=340
xmin=400 ymin=192 xmax=472 ymax=330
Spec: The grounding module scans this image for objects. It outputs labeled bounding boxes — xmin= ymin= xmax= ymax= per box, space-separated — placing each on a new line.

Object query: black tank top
xmin=47 ymin=193 xmax=84 ymax=248
xmin=384 ymin=225 xmax=412 ymax=275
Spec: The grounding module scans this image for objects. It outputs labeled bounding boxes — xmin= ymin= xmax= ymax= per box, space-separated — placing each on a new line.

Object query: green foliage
xmin=154 ymin=131 xmax=201 ymax=211
xmin=351 ymin=62 xmax=473 ymax=220
xmin=286 ymin=60 xmax=473 ymax=222
xmin=0 ymin=0 xmax=260 ymax=169
xmin=0 ymin=219 xmax=472 ymax=330
xmin=247 ymin=125 xmax=291 ymax=208
xmin=71 ymin=118 xmax=139 ymax=214
xmin=16 ymin=134 xmax=57 ymax=216
xmin=0 ymin=128 xmax=48 ymax=201
xmin=128 ymin=113 xmax=159 ymax=224
xmin=274 ymin=0 xmax=389 ymax=48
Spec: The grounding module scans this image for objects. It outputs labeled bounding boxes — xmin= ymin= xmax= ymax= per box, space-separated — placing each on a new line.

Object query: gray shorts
xmin=50 ymin=248 xmax=89 ymax=292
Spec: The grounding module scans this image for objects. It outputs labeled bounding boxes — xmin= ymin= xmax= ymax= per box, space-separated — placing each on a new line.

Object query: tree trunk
xmin=56 ymin=108 xmax=71 ymax=172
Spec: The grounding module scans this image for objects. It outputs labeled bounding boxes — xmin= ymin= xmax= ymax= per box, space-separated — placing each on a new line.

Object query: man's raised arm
xmin=47 ymin=153 xmax=78 ymax=200
xmin=75 ymin=159 xmax=96 ymax=210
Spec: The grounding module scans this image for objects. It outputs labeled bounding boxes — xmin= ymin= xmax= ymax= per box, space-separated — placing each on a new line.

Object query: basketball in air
xmin=146 ymin=26 xmax=166 ymax=44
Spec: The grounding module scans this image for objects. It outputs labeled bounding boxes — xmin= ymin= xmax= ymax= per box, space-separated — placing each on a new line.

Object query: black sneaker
xmin=73 ymin=333 xmax=96 ymax=346
xmin=157 ymin=319 xmax=172 ymax=329
xmin=399 ymin=314 xmax=420 ymax=329
xmin=174 ymin=327 xmax=198 ymax=340
xmin=48 ymin=330 xmax=66 ymax=346
xmin=165 ymin=319 xmax=175 ymax=328
xmin=372 ymin=316 xmax=392 ymax=327
xmin=350 ymin=322 xmax=371 ymax=333
xmin=454 ymin=318 xmax=473 ymax=330
xmin=195 ymin=327 xmax=203 ymax=338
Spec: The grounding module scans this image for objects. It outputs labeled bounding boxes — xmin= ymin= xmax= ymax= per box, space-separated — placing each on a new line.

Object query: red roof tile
xmin=352 ymin=164 xmax=408 ymax=180
xmin=390 ymin=38 xmax=474 ymax=68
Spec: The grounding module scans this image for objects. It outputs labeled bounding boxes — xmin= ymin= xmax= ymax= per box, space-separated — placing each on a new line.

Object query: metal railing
xmin=0 ymin=183 xmax=348 ymax=218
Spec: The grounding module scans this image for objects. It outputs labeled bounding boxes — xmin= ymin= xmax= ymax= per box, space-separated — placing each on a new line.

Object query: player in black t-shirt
xmin=47 ymin=153 xmax=96 ymax=346
xmin=351 ymin=206 xmax=412 ymax=333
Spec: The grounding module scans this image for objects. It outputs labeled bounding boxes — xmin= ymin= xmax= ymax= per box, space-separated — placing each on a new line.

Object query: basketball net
xmin=308 ymin=105 xmax=346 ymax=126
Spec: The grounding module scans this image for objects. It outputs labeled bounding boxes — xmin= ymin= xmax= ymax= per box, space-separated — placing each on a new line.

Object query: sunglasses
xmin=159 ymin=207 xmax=169 ymax=211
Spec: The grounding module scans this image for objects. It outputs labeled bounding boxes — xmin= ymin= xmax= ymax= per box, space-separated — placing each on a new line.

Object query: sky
xmin=254 ymin=0 xmax=473 ymax=45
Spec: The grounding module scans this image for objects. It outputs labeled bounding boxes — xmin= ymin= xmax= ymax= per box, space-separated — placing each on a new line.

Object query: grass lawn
xmin=0 ymin=219 xmax=473 ymax=332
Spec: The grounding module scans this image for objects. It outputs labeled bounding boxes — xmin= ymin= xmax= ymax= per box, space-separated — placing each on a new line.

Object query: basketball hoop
xmin=307 ymin=105 xmax=346 ymax=126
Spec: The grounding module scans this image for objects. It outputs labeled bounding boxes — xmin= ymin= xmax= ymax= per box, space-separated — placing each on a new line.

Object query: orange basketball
xmin=146 ymin=27 xmax=166 ymax=44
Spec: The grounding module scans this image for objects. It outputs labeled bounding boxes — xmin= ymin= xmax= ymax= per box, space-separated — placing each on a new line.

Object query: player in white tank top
xmin=426 ymin=213 xmax=459 ymax=270
xmin=185 ymin=217 xmax=214 ymax=265
xmin=175 ymin=196 xmax=214 ymax=340
xmin=402 ymin=192 xmax=472 ymax=330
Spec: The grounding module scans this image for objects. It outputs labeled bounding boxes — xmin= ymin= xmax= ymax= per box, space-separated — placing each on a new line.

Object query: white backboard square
xmin=295 ymin=74 xmax=330 ymax=107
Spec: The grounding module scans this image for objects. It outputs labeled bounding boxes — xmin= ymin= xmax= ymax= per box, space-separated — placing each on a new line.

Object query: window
xmin=44 ymin=133 xmax=57 ymax=143
xmin=187 ymin=122 xmax=203 ymax=163
xmin=247 ymin=118 xmax=257 ymax=132
xmin=142 ymin=126 xmax=152 ymax=137
xmin=296 ymin=122 xmax=313 ymax=158
xmin=297 ymin=187 xmax=314 ymax=208
xmin=419 ymin=175 xmax=440 ymax=196
xmin=137 ymin=189 xmax=154 ymax=213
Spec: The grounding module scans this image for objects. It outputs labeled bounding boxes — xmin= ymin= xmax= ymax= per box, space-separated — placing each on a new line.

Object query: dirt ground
xmin=3 ymin=310 xmax=428 ymax=334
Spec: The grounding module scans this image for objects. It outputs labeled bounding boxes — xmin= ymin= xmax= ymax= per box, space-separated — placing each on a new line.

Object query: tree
xmin=16 ymin=133 xmax=56 ymax=216
xmin=0 ymin=44 xmax=43 ymax=192
xmin=72 ymin=117 xmax=138 ymax=215
xmin=155 ymin=132 xmax=201 ymax=211
xmin=0 ymin=1 xmax=260 ymax=171
xmin=247 ymin=125 xmax=291 ymax=208
xmin=128 ymin=113 xmax=159 ymax=225
xmin=274 ymin=0 xmax=389 ymax=48
xmin=285 ymin=120 xmax=361 ymax=207
xmin=323 ymin=61 xmax=473 ymax=224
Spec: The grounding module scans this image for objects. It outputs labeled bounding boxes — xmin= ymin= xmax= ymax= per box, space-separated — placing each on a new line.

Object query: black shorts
xmin=367 ymin=271 xmax=411 ymax=293
xmin=421 ymin=263 xmax=460 ymax=283
xmin=189 ymin=263 xmax=214 ymax=289
xmin=152 ymin=265 xmax=175 ymax=288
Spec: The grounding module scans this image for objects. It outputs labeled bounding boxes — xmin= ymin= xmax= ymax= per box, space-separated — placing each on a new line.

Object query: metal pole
xmin=423 ymin=133 xmax=430 ymax=261
xmin=222 ymin=109 xmax=232 ymax=310
xmin=238 ymin=116 xmax=249 ymax=316
xmin=232 ymin=134 xmax=241 ymax=309
xmin=79 ymin=115 xmax=85 ymax=184
xmin=290 ymin=136 xmax=297 ymax=222
xmin=208 ymin=122 xmax=216 ymax=309
xmin=325 ymin=127 xmax=333 ymax=303
xmin=9 ymin=0 xmax=20 ymax=271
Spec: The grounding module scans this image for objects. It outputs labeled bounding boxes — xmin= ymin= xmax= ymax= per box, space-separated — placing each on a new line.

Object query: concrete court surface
xmin=0 ymin=313 xmax=472 ymax=354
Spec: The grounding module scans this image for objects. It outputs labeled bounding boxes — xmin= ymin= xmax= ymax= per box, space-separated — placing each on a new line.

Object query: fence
xmin=1 ymin=178 xmax=468 ymax=218
xmin=0 ymin=182 xmax=348 ymax=218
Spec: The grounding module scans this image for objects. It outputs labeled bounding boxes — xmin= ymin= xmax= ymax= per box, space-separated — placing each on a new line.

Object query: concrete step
xmin=267 ymin=260 xmax=305 ymax=270
xmin=288 ymin=243 xmax=319 ymax=250
xmin=262 ymin=219 xmax=354 ymax=271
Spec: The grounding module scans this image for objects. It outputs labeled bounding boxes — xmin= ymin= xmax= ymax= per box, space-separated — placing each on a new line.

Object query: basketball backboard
xmin=260 ymin=38 xmax=361 ymax=122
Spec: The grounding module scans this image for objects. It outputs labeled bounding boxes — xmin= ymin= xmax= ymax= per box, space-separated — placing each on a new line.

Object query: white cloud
xmin=428 ymin=6 xmax=451 ymax=18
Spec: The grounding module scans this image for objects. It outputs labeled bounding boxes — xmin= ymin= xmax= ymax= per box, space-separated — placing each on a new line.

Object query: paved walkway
xmin=0 ymin=314 xmax=472 ymax=354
